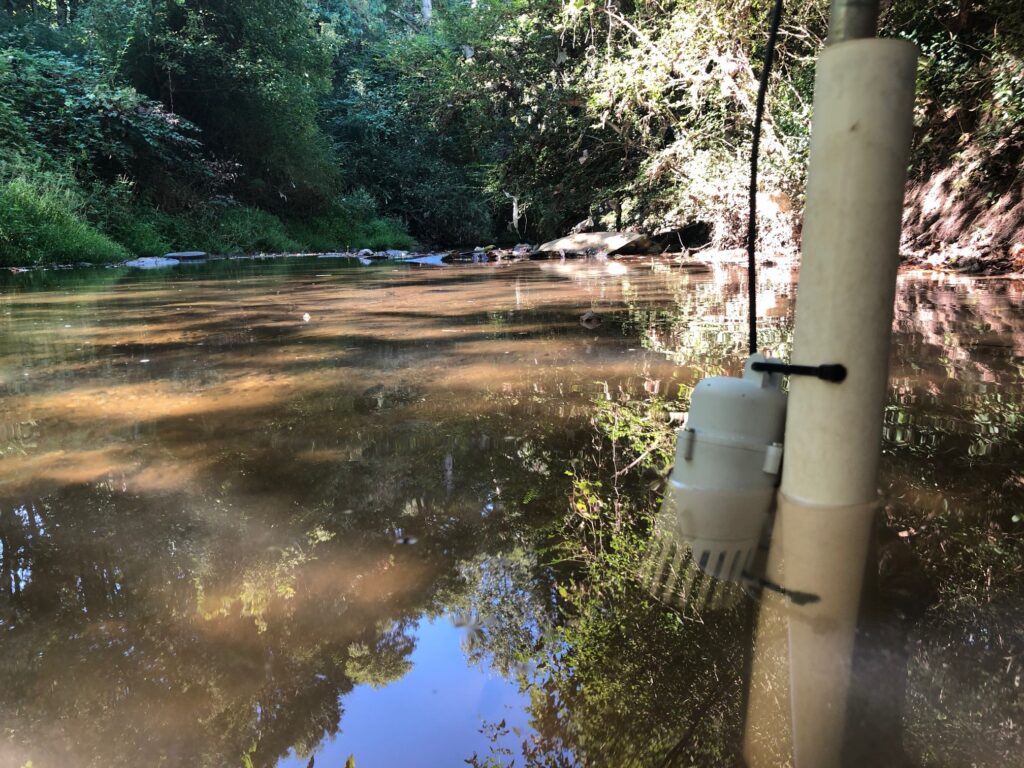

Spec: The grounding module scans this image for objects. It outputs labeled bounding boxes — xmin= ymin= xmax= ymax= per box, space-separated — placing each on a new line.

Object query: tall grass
xmin=0 ymin=164 xmax=417 ymax=266
xmin=0 ymin=172 xmax=128 ymax=266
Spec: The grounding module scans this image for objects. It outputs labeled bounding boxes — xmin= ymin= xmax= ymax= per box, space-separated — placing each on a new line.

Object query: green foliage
xmin=76 ymin=0 xmax=337 ymax=208
xmin=328 ymin=0 xmax=817 ymax=245
xmin=0 ymin=0 xmax=1020 ymax=258
xmin=205 ymin=206 xmax=301 ymax=255
xmin=325 ymin=27 xmax=499 ymax=243
xmin=0 ymin=170 xmax=127 ymax=265
xmin=887 ymin=1 xmax=1024 ymax=161
xmin=0 ymin=42 xmax=205 ymax=189
xmin=286 ymin=191 xmax=418 ymax=251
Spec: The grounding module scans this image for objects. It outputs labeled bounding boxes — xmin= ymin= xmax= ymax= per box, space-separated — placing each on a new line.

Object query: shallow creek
xmin=0 ymin=256 xmax=1021 ymax=767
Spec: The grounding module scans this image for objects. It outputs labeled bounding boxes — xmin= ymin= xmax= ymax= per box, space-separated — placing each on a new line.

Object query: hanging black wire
xmin=747 ymin=0 xmax=786 ymax=355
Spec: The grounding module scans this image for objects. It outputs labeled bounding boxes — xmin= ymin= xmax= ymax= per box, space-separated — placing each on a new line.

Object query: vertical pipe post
xmin=826 ymin=0 xmax=880 ymax=44
xmin=743 ymin=22 xmax=917 ymax=768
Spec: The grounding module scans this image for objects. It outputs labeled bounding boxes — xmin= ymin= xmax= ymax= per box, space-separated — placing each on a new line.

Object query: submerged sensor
xmin=642 ymin=354 xmax=787 ymax=611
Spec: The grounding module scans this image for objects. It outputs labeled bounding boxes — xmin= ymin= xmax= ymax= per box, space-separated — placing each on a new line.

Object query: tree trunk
xmin=421 ymin=0 xmax=432 ymax=23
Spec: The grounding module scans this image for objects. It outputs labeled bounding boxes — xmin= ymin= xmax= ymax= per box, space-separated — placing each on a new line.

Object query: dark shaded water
xmin=0 ymin=257 xmax=1021 ymax=767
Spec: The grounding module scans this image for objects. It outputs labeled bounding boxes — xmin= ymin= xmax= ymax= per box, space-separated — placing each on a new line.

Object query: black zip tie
xmin=741 ymin=571 xmax=821 ymax=606
xmin=751 ymin=361 xmax=848 ymax=383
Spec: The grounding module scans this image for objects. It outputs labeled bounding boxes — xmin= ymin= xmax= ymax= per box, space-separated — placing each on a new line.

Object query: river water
xmin=0 ymin=256 xmax=1020 ymax=767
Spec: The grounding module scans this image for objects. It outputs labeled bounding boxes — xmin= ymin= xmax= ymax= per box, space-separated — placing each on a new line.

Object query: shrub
xmin=204 ymin=206 xmax=301 ymax=255
xmin=285 ymin=191 xmax=417 ymax=251
xmin=0 ymin=44 xmax=204 ymax=191
xmin=0 ymin=172 xmax=127 ymax=266
xmin=113 ymin=216 xmax=172 ymax=258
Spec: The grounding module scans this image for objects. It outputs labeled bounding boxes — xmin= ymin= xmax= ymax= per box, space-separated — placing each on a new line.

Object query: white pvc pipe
xmin=744 ymin=495 xmax=877 ymax=766
xmin=781 ymin=38 xmax=918 ymax=508
xmin=744 ymin=37 xmax=917 ymax=768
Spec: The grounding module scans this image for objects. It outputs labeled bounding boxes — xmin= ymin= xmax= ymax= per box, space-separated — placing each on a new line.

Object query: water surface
xmin=0 ymin=257 xmax=1021 ymax=767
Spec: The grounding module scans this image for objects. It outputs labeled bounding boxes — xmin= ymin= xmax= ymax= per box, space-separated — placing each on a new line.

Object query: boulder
xmin=163 ymin=251 xmax=207 ymax=260
xmin=535 ymin=231 xmax=657 ymax=257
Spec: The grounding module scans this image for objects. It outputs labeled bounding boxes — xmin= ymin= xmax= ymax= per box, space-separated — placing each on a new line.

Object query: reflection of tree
xmin=532 ymin=592 xmax=746 ymax=767
xmin=461 ymin=273 xmax=1024 ymax=767
xmin=459 ymin=549 xmax=748 ymax=767
xmin=0 ymin=382 xmax=579 ymax=768
xmin=618 ymin=262 xmax=796 ymax=376
xmin=879 ymin=277 xmax=1024 ymax=766
xmin=3 ymin=262 xmax=1022 ymax=768
xmin=457 ymin=392 xmax=749 ymax=767
xmin=444 ymin=550 xmax=555 ymax=677
xmin=346 ymin=621 xmax=416 ymax=689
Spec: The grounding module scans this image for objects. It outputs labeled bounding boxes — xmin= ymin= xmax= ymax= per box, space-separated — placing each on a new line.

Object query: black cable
xmin=747 ymin=0 xmax=785 ymax=355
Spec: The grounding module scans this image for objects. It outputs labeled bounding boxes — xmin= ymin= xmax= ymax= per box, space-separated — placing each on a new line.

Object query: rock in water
xmin=125 ymin=257 xmax=180 ymax=269
xmin=408 ymin=253 xmax=447 ymax=266
xmin=535 ymin=232 xmax=657 ymax=257
xmin=580 ymin=311 xmax=602 ymax=330
xmin=163 ymin=251 xmax=207 ymax=260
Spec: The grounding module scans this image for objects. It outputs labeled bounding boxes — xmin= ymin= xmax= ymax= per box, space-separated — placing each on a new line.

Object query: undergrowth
xmin=0 ymin=172 xmax=127 ymax=266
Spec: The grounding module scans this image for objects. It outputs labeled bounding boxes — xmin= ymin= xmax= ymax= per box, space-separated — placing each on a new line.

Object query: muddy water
xmin=0 ymin=257 xmax=1020 ymax=767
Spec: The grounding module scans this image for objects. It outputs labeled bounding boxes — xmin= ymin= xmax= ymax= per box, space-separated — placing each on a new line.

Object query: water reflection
xmin=1 ymin=260 xmax=1021 ymax=767
xmin=0 ymin=258 xmax=677 ymax=768
xmin=275 ymin=616 xmax=533 ymax=767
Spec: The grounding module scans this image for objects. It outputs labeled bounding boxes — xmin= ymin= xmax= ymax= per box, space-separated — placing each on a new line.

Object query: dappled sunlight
xmin=23 ymin=371 xmax=332 ymax=426
xmin=0 ymin=447 xmax=131 ymax=492
xmin=124 ymin=458 xmax=215 ymax=495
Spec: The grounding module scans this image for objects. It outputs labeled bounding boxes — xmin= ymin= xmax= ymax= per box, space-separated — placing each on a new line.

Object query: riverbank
xmin=0 ymin=177 xmax=416 ymax=270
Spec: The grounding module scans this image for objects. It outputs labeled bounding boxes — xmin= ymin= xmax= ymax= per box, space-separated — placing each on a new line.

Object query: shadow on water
xmin=0 ymin=259 xmax=1021 ymax=767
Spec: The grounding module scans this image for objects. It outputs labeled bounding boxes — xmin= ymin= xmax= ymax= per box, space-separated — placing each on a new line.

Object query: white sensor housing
xmin=644 ymin=354 xmax=787 ymax=608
